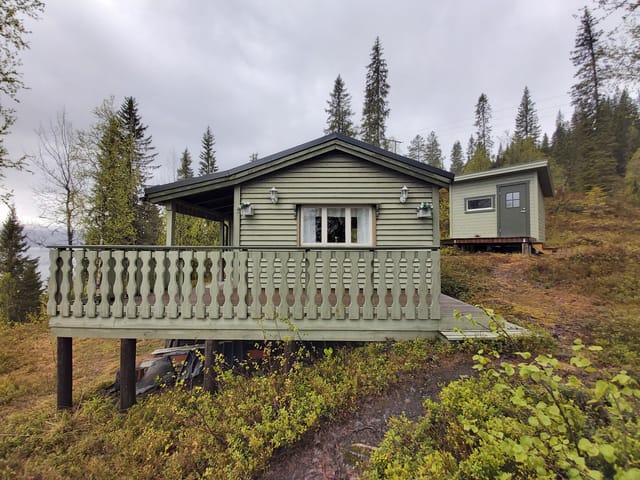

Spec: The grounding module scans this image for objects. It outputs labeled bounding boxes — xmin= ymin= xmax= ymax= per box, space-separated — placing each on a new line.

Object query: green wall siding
xmin=238 ymin=154 xmax=436 ymax=246
xmin=450 ymin=171 xmax=544 ymax=241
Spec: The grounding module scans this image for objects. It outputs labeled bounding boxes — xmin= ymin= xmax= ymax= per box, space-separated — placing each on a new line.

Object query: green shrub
xmin=366 ymin=340 xmax=640 ymax=479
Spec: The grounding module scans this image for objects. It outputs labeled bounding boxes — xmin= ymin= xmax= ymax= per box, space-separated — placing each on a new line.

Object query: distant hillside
xmin=23 ymin=224 xmax=68 ymax=279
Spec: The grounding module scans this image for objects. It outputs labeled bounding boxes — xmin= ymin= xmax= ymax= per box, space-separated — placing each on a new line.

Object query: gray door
xmin=498 ymin=182 xmax=529 ymax=237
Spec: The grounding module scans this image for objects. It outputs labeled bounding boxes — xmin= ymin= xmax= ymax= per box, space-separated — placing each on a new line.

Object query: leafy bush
xmin=366 ymin=340 xmax=640 ymax=479
xmin=0 ymin=339 xmax=448 ymax=479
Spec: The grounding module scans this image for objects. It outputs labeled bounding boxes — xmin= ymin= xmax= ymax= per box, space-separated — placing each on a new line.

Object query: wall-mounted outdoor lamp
xmin=270 ymin=186 xmax=279 ymax=204
xmin=400 ymin=185 xmax=409 ymax=203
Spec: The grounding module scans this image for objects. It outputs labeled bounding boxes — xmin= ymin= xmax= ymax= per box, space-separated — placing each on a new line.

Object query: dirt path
xmin=260 ymin=354 xmax=474 ymax=480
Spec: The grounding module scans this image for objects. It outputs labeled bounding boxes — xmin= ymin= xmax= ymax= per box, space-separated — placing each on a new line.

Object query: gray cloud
xmin=4 ymin=0 xmax=583 ymax=223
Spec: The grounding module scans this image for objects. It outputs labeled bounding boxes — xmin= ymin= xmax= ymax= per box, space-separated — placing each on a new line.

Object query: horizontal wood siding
xmin=450 ymin=171 xmax=539 ymax=239
xmin=239 ymin=154 xmax=435 ymax=247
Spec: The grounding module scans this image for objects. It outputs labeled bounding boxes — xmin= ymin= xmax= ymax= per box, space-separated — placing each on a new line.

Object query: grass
xmin=1 ymin=192 xmax=639 ymax=478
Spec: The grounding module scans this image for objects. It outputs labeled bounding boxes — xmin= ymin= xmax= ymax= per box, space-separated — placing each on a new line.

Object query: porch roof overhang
xmin=144 ymin=133 xmax=454 ymax=212
xmin=453 ymin=160 xmax=554 ymax=197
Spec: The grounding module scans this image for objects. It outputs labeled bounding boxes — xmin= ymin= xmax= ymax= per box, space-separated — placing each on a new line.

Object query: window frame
xmin=464 ymin=195 xmax=495 ymax=213
xmin=299 ymin=205 xmax=374 ymax=247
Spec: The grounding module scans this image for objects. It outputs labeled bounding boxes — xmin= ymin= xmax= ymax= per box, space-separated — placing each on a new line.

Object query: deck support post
xmin=119 ymin=339 xmax=137 ymax=411
xmin=203 ymin=340 xmax=218 ymax=393
xmin=56 ymin=337 xmax=73 ymax=410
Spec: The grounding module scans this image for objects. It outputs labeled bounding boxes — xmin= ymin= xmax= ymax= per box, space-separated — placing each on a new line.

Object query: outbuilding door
xmin=497 ymin=182 xmax=529 ymax=237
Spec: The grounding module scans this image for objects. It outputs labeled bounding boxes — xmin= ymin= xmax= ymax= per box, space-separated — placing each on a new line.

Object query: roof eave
xmin=145 ymin=134 xmax=453 ymax=204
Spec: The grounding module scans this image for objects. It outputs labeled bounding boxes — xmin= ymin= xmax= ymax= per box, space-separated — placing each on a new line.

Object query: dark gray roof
xmin=454 ymin=160 xmax=554 ymax=197
xmin=145 ymin=133 xmax=454 ymax=201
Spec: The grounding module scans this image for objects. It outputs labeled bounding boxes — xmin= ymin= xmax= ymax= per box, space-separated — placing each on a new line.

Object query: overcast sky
xmin=4 ymin=0 xmax=589 ymax=226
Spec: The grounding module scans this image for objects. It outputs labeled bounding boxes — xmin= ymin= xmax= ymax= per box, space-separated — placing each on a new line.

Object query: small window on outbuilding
xmin=505 ymin=192 xmax=520 ymax=208
xmin=465 ymin=195 xmax=495 ymax=213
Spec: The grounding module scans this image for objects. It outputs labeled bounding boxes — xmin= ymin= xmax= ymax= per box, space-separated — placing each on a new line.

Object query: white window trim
xmin=464 ymin=195 xmax=495 ymax=213
xmin=300 ymin=205 xmax=374 ymax=247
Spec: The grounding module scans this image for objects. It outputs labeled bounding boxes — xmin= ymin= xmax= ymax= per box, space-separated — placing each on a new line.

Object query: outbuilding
xmin=447 ymin=160 xmax=553 ymax=253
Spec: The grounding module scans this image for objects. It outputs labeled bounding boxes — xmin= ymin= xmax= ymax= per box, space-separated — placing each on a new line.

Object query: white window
xmin=301 ymin=206 xmax=372 ymax=246
xmin=465 ymin=195 xmax=495 ymax=213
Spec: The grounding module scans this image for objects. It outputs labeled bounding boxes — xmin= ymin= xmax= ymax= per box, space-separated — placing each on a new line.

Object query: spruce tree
xmin=118 ymin=97 xmax=160 ymax=245
xmin=625 ymin=147 xmax=640 ymax=205
xmin=571 ymin=7 xmax=606 ymax=123
xmin=501 ymin=137 xmax=543 ymax=166
xmin=611 ymin=89 xmax=640 ymax=176
xmin=177 ymin=148 xmax=194 ymax=180
xmin=406 ymin=134 xmax=426 ymax=162
xmin=463 ymin=148 xmax=492 ymax=174
xmin=0 ymin=206 xmax=42 ymax=323
xmin=84 ymin=97 xmax=160 ymax=245
xmin=361 ymin=37 xmax=390 ymax=148
xmin=325 ymin=75 xmax=356 ymax=136
xmin=199 ymin=126 xmax=217 ymax=175
xmin=118 ymin=96 xmax=157 ymax=187
xmin=550 ymin=111 xmax=574 ymax=190
xmin=173 ymin=149 xmax=219 ymax=246
xmin=84 ymin=111 xmax=136 ymax=244
xmin=514 ymin=86 xmax=541 ymax=143
xmin=449 ymin=141 xmax=465 ymax=174
xmin=541 ymin=133 xmax=551 ymax=155
xmin=474 ymin=93 xmax=493 ymax=157
xmin=424 ymin=131 xmax=443 ymax=169
xmin=466 ymin=136 xmax=476 ymax=162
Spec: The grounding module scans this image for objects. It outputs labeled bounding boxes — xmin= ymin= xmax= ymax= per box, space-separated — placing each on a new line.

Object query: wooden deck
xmin=443 ymin=237 xmax=535 ymax=254
xmin=438 ymin=294 xmax=528 ymax=340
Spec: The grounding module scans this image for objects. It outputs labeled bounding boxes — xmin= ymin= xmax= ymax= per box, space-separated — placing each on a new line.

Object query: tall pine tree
xmin=449 ymin=141 xmax=464 ymax=174
xmin=514 ymin=86 xmax=541 ymax=143
xmin=361 ymin=37 xmax=390 ymax=148
xmin=406 ymin=134 xmax=426 ymax=162
xmin=84 ymin=109 xmax=136 ymax=244
xmin=424 ymin=131 xmax=443 ymax=168
xmin=118 ymin=97 xmax=161 ymax=245
xmin=324 ymin=75 xmax=356 ymax=136
xmin=0 ymin=206 xmax=42 ymax=323
xmin=570 ymin=8 xmax=618 ymax=191
xmin=474 ymin=93 xmax=493 ymax=157
xmin=84 ymin=97 xmax=160 ymax=245
xmin=571 ymin=7 xmax=606 ymax=124
xmin=466 ymin=135 xmax=476 ymax=162
xmin=177 ymin=148 xmax=194 ymax=180
xmin=199 ymin=126 xmax=217 ymax=175
xmin=173 ymin=149 xmax=219 ymax=246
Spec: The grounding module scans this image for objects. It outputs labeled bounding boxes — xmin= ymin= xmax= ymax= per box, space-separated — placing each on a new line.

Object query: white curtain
xmin=352 ymin=207 xmax=370 ymax=244
xmin=302 ymin=207 xmax=320 ymax=243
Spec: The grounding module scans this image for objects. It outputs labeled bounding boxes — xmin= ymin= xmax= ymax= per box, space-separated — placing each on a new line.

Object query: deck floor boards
xmin=438 ymin=294 xmax=528 ymax=340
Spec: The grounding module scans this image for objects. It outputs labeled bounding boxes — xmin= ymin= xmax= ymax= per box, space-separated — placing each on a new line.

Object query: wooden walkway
xmin=438 ymin=294 xmax=528 ymax=340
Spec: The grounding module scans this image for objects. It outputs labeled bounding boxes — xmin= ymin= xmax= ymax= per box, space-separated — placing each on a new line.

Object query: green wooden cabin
xmin=47 ymin=134 xmax=454 ymax=343
xmin=447 ymin=161 xmax=553 ymax=251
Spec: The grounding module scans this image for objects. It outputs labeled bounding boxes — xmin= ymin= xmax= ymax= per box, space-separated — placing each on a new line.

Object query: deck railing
xmin=47 ymin=246 xmax=440 ymax=339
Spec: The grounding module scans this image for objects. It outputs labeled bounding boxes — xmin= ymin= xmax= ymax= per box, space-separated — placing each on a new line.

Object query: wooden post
xmin=57 ymin=337 xmax=73 ymax=410
xmin=203 ymin=340 xmax=218 ymax=393
xmin=119 ymin=339 xmax=137 ymax=411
